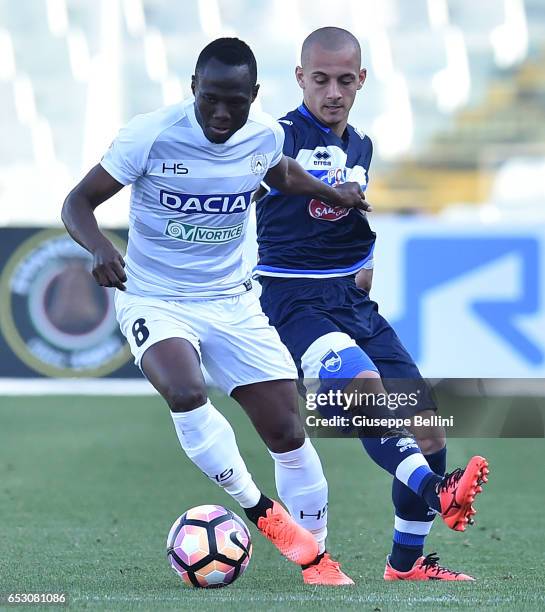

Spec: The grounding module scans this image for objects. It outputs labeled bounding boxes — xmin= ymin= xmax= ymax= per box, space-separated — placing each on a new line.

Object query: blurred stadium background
xmin=0 ymin=0 xmax=544 ymax=381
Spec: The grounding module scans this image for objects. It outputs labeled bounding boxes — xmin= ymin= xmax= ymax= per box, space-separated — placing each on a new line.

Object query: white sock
xmin=269 ymin=438 xmax=328 ymax=554
xmin=170 ymin=401 xmax=261 ymax=508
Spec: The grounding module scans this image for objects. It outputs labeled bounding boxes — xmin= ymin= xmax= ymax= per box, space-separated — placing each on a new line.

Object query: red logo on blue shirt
xmin=308 ymin=200 xmax=350 ymax=221
xmin=307 ymin=166 xmax=351 ymax=221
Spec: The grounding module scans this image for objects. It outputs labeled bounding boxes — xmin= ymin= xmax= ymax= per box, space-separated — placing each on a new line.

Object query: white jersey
xmin=100 ymin=98 xmax=284 ymax=299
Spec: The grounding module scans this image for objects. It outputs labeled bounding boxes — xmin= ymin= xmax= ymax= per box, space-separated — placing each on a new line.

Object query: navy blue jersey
xmin=255 ymin=104 xmax=376 ymax=277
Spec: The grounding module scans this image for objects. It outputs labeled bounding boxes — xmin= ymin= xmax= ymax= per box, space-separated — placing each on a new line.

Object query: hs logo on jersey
xmin=161 ymin=161 xmax=188 ymax=175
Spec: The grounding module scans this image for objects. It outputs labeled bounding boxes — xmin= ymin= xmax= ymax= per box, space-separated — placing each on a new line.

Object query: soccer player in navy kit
xmin=256 ymin=28 xmax=489 ymax=580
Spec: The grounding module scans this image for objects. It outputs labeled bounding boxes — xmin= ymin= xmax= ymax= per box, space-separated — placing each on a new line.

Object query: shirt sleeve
xmin=364 ymin=135 xmax=373 ymax=180
xmin=268 ymin=120 xmax=286 ymax=168
xmin=100 ymin=115 xmax=151 ymax=185
xmin=278 ymin=120 xmax=297 ymax=158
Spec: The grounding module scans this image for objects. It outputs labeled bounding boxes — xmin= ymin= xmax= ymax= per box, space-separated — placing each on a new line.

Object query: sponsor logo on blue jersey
xmin=320 ymin=349 xmax=342 ymax=372
xmin=160 ymin=190 xmax=253 ymax=214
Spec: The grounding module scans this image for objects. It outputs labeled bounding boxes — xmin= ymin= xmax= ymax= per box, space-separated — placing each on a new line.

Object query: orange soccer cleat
xmin=438 ymin=455 xmax=489 ymax=531
xmin=257 ymin=501 xmax=319 ymax=565
xmin=302 ymin=553 xmax=355 ymax=586
xmin=384 ymin=553 xmax=475 ymax=581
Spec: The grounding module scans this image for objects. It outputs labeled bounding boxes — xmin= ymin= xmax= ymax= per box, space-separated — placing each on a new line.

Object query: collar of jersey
xmin=297 ymin=104 xmax=332 ymax=133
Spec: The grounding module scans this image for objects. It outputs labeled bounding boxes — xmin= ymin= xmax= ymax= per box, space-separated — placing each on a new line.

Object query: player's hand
xmin=91 ymin=240 xmax=127 ymax=291
xmin=329 ymin=182 xmax=373 ymax=212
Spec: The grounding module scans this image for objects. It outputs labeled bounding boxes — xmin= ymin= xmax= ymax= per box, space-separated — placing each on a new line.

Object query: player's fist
xmin=91 ymin=240 xmax=127 ymax=291
xmin=329 ymin=182 xmax=372 ymax=211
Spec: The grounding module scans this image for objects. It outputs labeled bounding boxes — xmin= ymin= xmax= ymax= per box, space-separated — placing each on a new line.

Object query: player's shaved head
xmin=301 ymin=27 xmax=361 ymax=68
xmin=296 ymin=27 xmax=365 ymax=136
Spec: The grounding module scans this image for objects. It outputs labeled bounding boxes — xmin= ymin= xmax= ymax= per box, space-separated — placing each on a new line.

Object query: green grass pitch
xmin=1 ymin=393 xmax=544 ymax=610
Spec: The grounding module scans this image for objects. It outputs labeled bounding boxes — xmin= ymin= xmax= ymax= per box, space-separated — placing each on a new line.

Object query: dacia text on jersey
xmin=160 ymin=190 xmax=253 ymax=214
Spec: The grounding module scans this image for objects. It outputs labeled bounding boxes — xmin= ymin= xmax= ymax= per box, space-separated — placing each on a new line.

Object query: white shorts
xmin=114 ymin=289 xmax=297 ymax=395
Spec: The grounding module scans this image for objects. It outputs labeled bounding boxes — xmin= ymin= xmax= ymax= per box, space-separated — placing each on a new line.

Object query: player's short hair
xmin=301 ymin=27 xmax=361 ymax=67
xmin=195 ymin=38 xmax=258 ymax=86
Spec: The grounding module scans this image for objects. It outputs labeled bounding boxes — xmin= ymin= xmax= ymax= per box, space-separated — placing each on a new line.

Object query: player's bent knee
xmin=165 ymin=386 xmax=208 ymax=413
xmin=301 ymin=331 xmax=378 ymax=395
xmin=263 ymin=417 xmax=306 ymax=453
xmin=411 ymin=410 xmax=446 ymax=453
xmin=415 ymin=435 xmax=446 ymax=455
xmin=347 ymin=371 xmax=386 ymax=396
xmin=355 ymin=370 xmax=381 ymax=378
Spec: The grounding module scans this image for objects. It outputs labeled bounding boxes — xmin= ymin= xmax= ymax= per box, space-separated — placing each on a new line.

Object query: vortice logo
xmin=165 ymin=220 xmax=243 ymax=243
xmin=160 ymin=190 xmax=252 ymax=214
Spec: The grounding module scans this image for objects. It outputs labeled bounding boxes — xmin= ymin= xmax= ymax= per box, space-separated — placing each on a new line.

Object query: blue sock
xmin=426 ymin=446 xmax=447 ymax=476
xmin=390 ymin=446 xmax=447 ymax=571
xmin=360 ymin=436 xmax=439 ymax=497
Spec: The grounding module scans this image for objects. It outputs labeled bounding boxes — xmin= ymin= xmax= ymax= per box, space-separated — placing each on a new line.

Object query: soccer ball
xmin=167 ymin=504 xmax=252 ymax=588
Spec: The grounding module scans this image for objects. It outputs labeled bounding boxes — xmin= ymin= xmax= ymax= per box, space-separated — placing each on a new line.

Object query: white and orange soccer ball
xmin=167 ymin=504 xmax=252 ymax=588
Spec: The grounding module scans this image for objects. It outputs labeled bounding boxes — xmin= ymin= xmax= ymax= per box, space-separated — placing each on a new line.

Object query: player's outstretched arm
xmin=61 ymin=164 xmax=128 ymax=291
xmin=264 ymin=155 xmax=372 ymax=211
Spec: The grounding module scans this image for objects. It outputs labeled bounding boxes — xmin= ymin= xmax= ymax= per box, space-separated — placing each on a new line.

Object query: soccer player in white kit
xmin=62 ymin=38 xmax=369 ymax=584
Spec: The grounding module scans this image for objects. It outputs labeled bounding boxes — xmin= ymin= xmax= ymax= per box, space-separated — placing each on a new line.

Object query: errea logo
xmin=313 ymin=148 xmax=332 ymax=166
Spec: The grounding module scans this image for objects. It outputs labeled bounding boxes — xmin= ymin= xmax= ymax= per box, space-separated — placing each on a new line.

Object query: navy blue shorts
xmin=259 ymin=275 xmax=436 ymax=414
